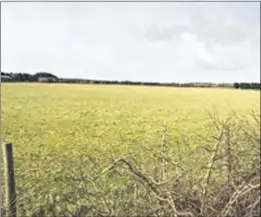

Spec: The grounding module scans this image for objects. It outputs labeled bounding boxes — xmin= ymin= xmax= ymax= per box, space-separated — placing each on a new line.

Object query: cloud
xmin=1 ymin=2 xmax=260 ymax=82
xmin=144 ymin=3 xmax=259 ymax=72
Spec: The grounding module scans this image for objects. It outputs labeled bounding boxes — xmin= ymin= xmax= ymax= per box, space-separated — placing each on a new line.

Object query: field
xmin=1 ymin=83 xmax=260 ymax=217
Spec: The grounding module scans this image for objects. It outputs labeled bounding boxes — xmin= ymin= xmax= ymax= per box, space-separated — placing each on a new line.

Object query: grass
xmin=1 ymin=83 xmax=260 ymax=217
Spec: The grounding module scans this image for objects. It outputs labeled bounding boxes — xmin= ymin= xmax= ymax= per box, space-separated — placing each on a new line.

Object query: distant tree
xmin=250 ymin=83 xmax=261 ymax=90
xmin=239 ymin=83 xmax=251 ymax=89
xmin=233 ymin=83 xmax=239 ymax=89
xmin=23 ymin=73 xmax=33 ymax=81
xmin=32 ymin=72 xmax=59 ymax=82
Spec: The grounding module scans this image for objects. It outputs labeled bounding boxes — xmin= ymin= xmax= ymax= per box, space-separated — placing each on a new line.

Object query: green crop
xmin=1 ymin=83 xmax=260 ymax=217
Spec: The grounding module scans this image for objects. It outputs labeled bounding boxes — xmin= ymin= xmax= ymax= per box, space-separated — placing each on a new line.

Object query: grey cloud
xmin=144 ymin=11 xmax=259 ymax=71
xmin=145 ymin=22 xmax=249 ymax=46
xmin=145 ymin=2 xmax=258 ymax=47
xmin=2 ymin=2 xmax=260 ymax=82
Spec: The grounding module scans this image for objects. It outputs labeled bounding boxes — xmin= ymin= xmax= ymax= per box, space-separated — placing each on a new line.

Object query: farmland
xmin=1 ymin=83 xmax=260 ymax=217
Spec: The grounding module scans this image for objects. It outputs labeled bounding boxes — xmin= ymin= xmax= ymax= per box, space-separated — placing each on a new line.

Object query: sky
xmin=1 ymin=2 xmax=260 ymax=83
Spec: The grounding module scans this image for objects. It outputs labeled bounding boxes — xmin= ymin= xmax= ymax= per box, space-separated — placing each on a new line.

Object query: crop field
xmin=1 ymin=83 xmax=260 ymax=217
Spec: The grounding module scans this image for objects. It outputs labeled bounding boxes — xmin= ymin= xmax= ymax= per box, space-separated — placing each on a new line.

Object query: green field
xmin=1 ymin=83 xmax=260 ymax=217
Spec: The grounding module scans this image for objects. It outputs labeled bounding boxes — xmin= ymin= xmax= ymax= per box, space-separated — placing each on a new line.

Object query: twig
xmin=161 ymin=126 xmax=168 ymax=182
xmin=218 ymin=183 xmax=260 ymax=217
xmin=166 ymin=191 xmax=178 ymax=217
xmin=200 ymin=125 xmax=224 ymax=215
xmin=224 ymin=125 xmax=233 ymax=185
xmin=247 ymin=195 xmax=260 ymax=216
xmin=94 ymin=158 xmax=193 ymax=217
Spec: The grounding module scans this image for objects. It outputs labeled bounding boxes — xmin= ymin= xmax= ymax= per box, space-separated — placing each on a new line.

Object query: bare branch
xmin=218 ymin=183 xmax=260 ymax=217
xmin=200 ymin=125 xmax=224 ymax=215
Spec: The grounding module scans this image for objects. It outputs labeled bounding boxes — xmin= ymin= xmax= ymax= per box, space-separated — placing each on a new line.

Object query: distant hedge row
xmin=1 ymin=72 xmax=260 ymax=90
xmin=58 ymin=79 xmax=234 ymax=88
xmin=233 ymin=82 xmax=260 ymax=90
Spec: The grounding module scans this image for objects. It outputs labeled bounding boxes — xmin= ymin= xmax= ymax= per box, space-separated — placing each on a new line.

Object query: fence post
xmin=4 ymin=143 xmax=17 ymax=217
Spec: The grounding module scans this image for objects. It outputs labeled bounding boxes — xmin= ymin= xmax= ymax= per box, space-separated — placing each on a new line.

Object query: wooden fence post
xmin=4 ymin=143 xmax=17 ymax=217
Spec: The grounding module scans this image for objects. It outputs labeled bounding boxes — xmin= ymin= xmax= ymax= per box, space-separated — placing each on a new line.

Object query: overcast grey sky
xmin=1 ymin=2 xmax=260 ymax=82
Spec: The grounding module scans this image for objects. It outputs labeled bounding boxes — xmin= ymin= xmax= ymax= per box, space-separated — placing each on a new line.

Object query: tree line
xmin=1 ymin=72 xmax=260 ymax=90
xmin=1 ymin=72 xmax=58 ymax=82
